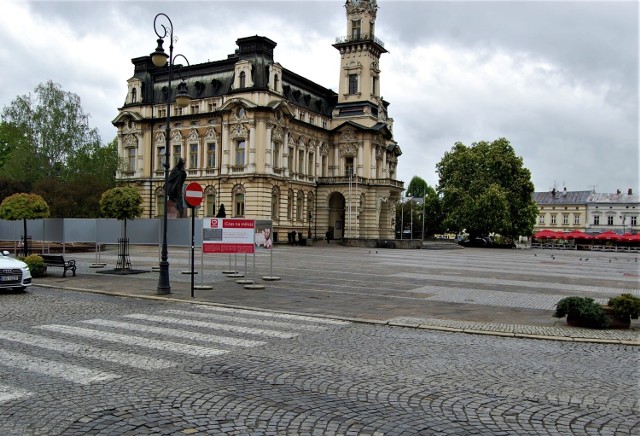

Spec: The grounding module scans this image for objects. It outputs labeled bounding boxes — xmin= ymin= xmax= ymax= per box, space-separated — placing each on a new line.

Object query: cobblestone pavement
xmin=0 ymin=287 xmax=638 ymax=435
xmin=36 ymin=243 xmax=640 ymax=344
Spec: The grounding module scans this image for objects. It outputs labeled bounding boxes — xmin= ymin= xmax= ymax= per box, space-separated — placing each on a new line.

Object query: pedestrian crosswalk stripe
xmin=0 ymin=349 xmax=118 ymax=385
xmin=0 ymin=330 xmax=175 ymax=370
xmin=164 ymin=309 xmax=331 ymax=332
xmin=37 ymin=325 xmax=228 ymax=358
xmin=124 ymin=314 xmax=297 ymax=339
xmin=82 ymin=319 xmax=266 ymax=348
xmin=194 ymin=305 xmax=350 ymax=326
xmin=0 ymin=383 xmax=31 ymax=404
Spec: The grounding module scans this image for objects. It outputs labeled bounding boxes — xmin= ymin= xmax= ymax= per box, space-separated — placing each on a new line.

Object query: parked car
xmin=0 ymin=251 xmax=32 ymax=291
xmin=458 ymin=236 xmax=492 ymax=247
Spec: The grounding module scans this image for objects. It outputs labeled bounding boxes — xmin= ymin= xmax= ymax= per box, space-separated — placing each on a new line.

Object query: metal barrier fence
xmin=0 ymin=218 xmax=203 ymax=254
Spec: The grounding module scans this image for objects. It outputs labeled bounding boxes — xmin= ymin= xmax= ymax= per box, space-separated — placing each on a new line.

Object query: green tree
xmin=406 ymin=176 xmax=428 ymax=198
xmin=1 ymin=81 xmax=102 ymax=184
xmin=436 ymin=138 xmax=537 ymax=240
xmin=0 ymin=193 xmax=50 ymax=256
xmin=423 ymin=185 xmax=444 ymax=237
xmin=100 ymin=187 xmax=143 ymax=271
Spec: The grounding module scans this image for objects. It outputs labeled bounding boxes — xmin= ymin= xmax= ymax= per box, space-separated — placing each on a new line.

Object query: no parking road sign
xmin=184 ymin=182 xmax=203 ymax=207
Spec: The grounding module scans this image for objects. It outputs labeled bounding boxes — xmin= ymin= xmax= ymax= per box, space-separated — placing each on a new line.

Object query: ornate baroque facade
xmin=113 ymin=0 xmax=403 ymax=241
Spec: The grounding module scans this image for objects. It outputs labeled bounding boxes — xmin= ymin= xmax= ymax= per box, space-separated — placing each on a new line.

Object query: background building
xmin=113 ymin=0 xmax=403 ymax=242
xmin=533 ymin=187 xmax=639 ymax=234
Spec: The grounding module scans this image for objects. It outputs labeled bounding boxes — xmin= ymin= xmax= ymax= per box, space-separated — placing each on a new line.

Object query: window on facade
xmin=271 ymin=191 xmax=279 ymax=221
xmin=574 ymin=214 xmax=580 ymax=225
xmin=308 ymin=154 xmax=314 ymax=176
xmin=631 ymin=216 xmax=638 ymax=226
xmin=550 ymin=214 xmax=557 ymax=225
xmin=207 ymin=143 xmax=216 ymax=168
xmin=156 ymin=192 xmax=165 ymax=218
xmin=309 ymin=116 xmax=315 ymax=126
xmin=236 ymin=141 xmax=246 ymax=166
xmin=131 ymin=88 xmax=137 ymax=103
xmin=372 ymin=76 xmax=378 ymax=95
xmin=189 ymin=144 xmax=198 ymax=168
xmin=298 ymin=150 xmax=304 ymax=174
xmin=274 ymin=74 xmax=279 ymax=91
xmin=234 ymin=193 xmax=245 ymax=217
xmin=607 ymin=216 xmax=614 ymax=226
xmin=287 ymin=190 xmax=294 ymax=220
xmin=594 ymin=215 xmax=600 ymax=225
xmin=345 ymin=157 xmax=354 ymax=177
xmin=273 ymin=142 xmax=280 ymax=168
xmin=157 ymin=146 xmax=166 ymax=170
xmin=296 ymin=192 xmax=304 ymax=221
xmin=538 ymin=215 xmax=545 ymax=225
xmin=158 ymin=108 xmax=166 ymax=118
xmin=127 ymin=148 xmax=136 ymax=171
xmin=562 ymin=214 xmax=569 ymax=225
xmin=206 ymin=194 xmax=215 ymax=217
xmin=351 ymin=19 xmax=361 ymax=39
xmin=288 ymin=148 xmax=294 ymax=172
xmin=191 ymin=104 xmax=199 ymax=114
xmin=175 ymin=107 xmax=183 ymax=116
xmin=307 ymin=195 xmax=313 ymax=222
xmin=239 ymin=72 xmax=246 ymax=88
xmin=348 ymin=74 xmax=358 ymax=95
xmin=172 ymin=145 xmax=182 ymax=167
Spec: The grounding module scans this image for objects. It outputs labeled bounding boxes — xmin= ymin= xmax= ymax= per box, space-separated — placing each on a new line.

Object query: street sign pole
xmin=184 ymin=182 xmax=204 ymax=298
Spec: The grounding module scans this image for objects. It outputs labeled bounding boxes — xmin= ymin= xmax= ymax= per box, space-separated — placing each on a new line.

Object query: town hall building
xmin=113 ymin=0 xmax=403 ymax=242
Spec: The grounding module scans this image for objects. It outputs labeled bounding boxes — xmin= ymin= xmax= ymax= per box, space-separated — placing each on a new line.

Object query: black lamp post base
xmin=157 ymin=261 xmax=172 ymax=294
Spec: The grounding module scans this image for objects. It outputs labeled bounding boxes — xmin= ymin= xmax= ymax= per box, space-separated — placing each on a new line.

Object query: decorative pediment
xmin=231 ymin=123 xmax=248 ymax=139
xmin=154 ymin=131 xmax=166 ymax=144
xmin=319 ymin=142 xmax=329 ymax=156
xmin=188 ymin=128 xmax=200 ymax=142
xmin=339 ymin=143 xmax=357 ymax=157
xmin=272 ymin=126 xmax=284 ymax=142
xmin=123 ymin=134 xmax=137 ymax=147
xmin=340 ymin=128 xmax=356 ymax=142
xmin=171 ymin=130 xmax=183 ymax=143
xmin=204 ymin=127 xmax=218 ymax=141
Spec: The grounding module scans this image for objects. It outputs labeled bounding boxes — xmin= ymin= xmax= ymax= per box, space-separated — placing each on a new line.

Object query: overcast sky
xmin=1 ymin=0 xmax=637 ymax=194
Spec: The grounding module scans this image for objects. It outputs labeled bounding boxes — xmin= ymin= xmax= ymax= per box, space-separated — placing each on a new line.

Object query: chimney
xmin=629 ymin=188 xmax=633 ymax=195
xmin=616 ymin=189 xmax=621 ymax=195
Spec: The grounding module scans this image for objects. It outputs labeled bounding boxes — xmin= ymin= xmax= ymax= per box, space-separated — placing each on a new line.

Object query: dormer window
xmin=131 ymin=88 xmax=137 ymax=103
xmin=239 ymin=71 xmax=246 ymax=88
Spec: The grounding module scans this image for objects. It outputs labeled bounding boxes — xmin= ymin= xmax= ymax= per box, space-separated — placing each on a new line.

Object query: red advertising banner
xmin=203 ymin=218 xmax=255 ymax=254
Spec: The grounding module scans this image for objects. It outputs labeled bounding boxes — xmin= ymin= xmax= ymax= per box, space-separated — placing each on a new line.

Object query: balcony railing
xmin=317 ymin=176 xmax=402 ymax=188
xmin=334 ymin=33 xmax=385 ymax=48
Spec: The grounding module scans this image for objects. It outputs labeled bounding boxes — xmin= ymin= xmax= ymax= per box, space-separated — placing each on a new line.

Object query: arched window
xmin=156 ymin=189 xmax=165 ymax=218
xmin=287 ymin=189 xmax=294 ymax=220
xmin=296 ymin=191 xmax=304 ymax=221
xmin=274 ymin=74 xmax=279 ymax=91
xmin=236 ymin=141 xmax=246 ymax=166
xmin=131 ymin=88 xmax=137 ymax=103
xmin=239 ymin=71 xmax=246 ymax=88
xmin=233 ymin=185 xmax=245 ymax=217
xmin=271 ymin=187 xmax=280 ymax=222
xmin=205 ymin=188 xmax=216 ymax=217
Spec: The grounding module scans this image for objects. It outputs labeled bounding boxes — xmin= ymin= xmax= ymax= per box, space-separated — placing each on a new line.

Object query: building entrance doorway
xmin=327 ymin=192 xmax=346 ymax=240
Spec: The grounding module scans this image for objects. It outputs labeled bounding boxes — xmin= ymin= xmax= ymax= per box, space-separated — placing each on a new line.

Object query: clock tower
xmin=332 ymin=0 xmax=388 ymax=127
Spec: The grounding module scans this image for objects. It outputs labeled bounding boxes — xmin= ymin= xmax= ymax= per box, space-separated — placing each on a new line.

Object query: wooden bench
xmin=41 ymin=254 xmax=76 ymax=277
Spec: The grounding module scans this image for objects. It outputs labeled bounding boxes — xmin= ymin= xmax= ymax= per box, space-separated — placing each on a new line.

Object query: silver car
xmin=0 ymin=251 xmax=32 ymax=290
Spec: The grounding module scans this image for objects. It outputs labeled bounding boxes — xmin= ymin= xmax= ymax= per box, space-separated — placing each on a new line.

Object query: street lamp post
xmin=151 ymin=13 xmax=191 ymax=294
xmin=308 ymin=212 xmax=312 ymax=240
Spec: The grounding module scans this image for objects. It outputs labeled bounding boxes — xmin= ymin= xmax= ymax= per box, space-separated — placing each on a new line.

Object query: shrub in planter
xmin=22 ymin=254 xmax=47 ymax=278
xmin=607 ymin=293 xmax=640 ymax=321
xmin=553 ymin=296 xmax=610 ymax=329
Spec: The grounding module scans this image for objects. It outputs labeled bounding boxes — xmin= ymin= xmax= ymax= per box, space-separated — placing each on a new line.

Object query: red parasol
xmin=564 ymin=230 xmax=593 ymax=240
xmin=534 ymin=229 xmax=561 ymax=239
xmin=594 ymin=230 xmax=620 ymax=241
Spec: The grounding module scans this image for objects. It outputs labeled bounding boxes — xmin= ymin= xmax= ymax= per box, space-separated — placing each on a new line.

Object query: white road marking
xmin=82 ymin=318 xmax=266 ymax=348
xmin=164 ymin=309 xmax=331 ymax=331
xmin=0 ymin=330 xmax=175 ymax=370
xmin=36 ymin=325 xmax=228 ymax=358
xmin=124 ymin=313 xmax=297 ymax=339
xmin=194 ymin=305 xmax=350 ymax=326
xmin=0 ymin=349 xmax=117 ymax=385
xmin=0 ymin=384 xmax=31 ymax=404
